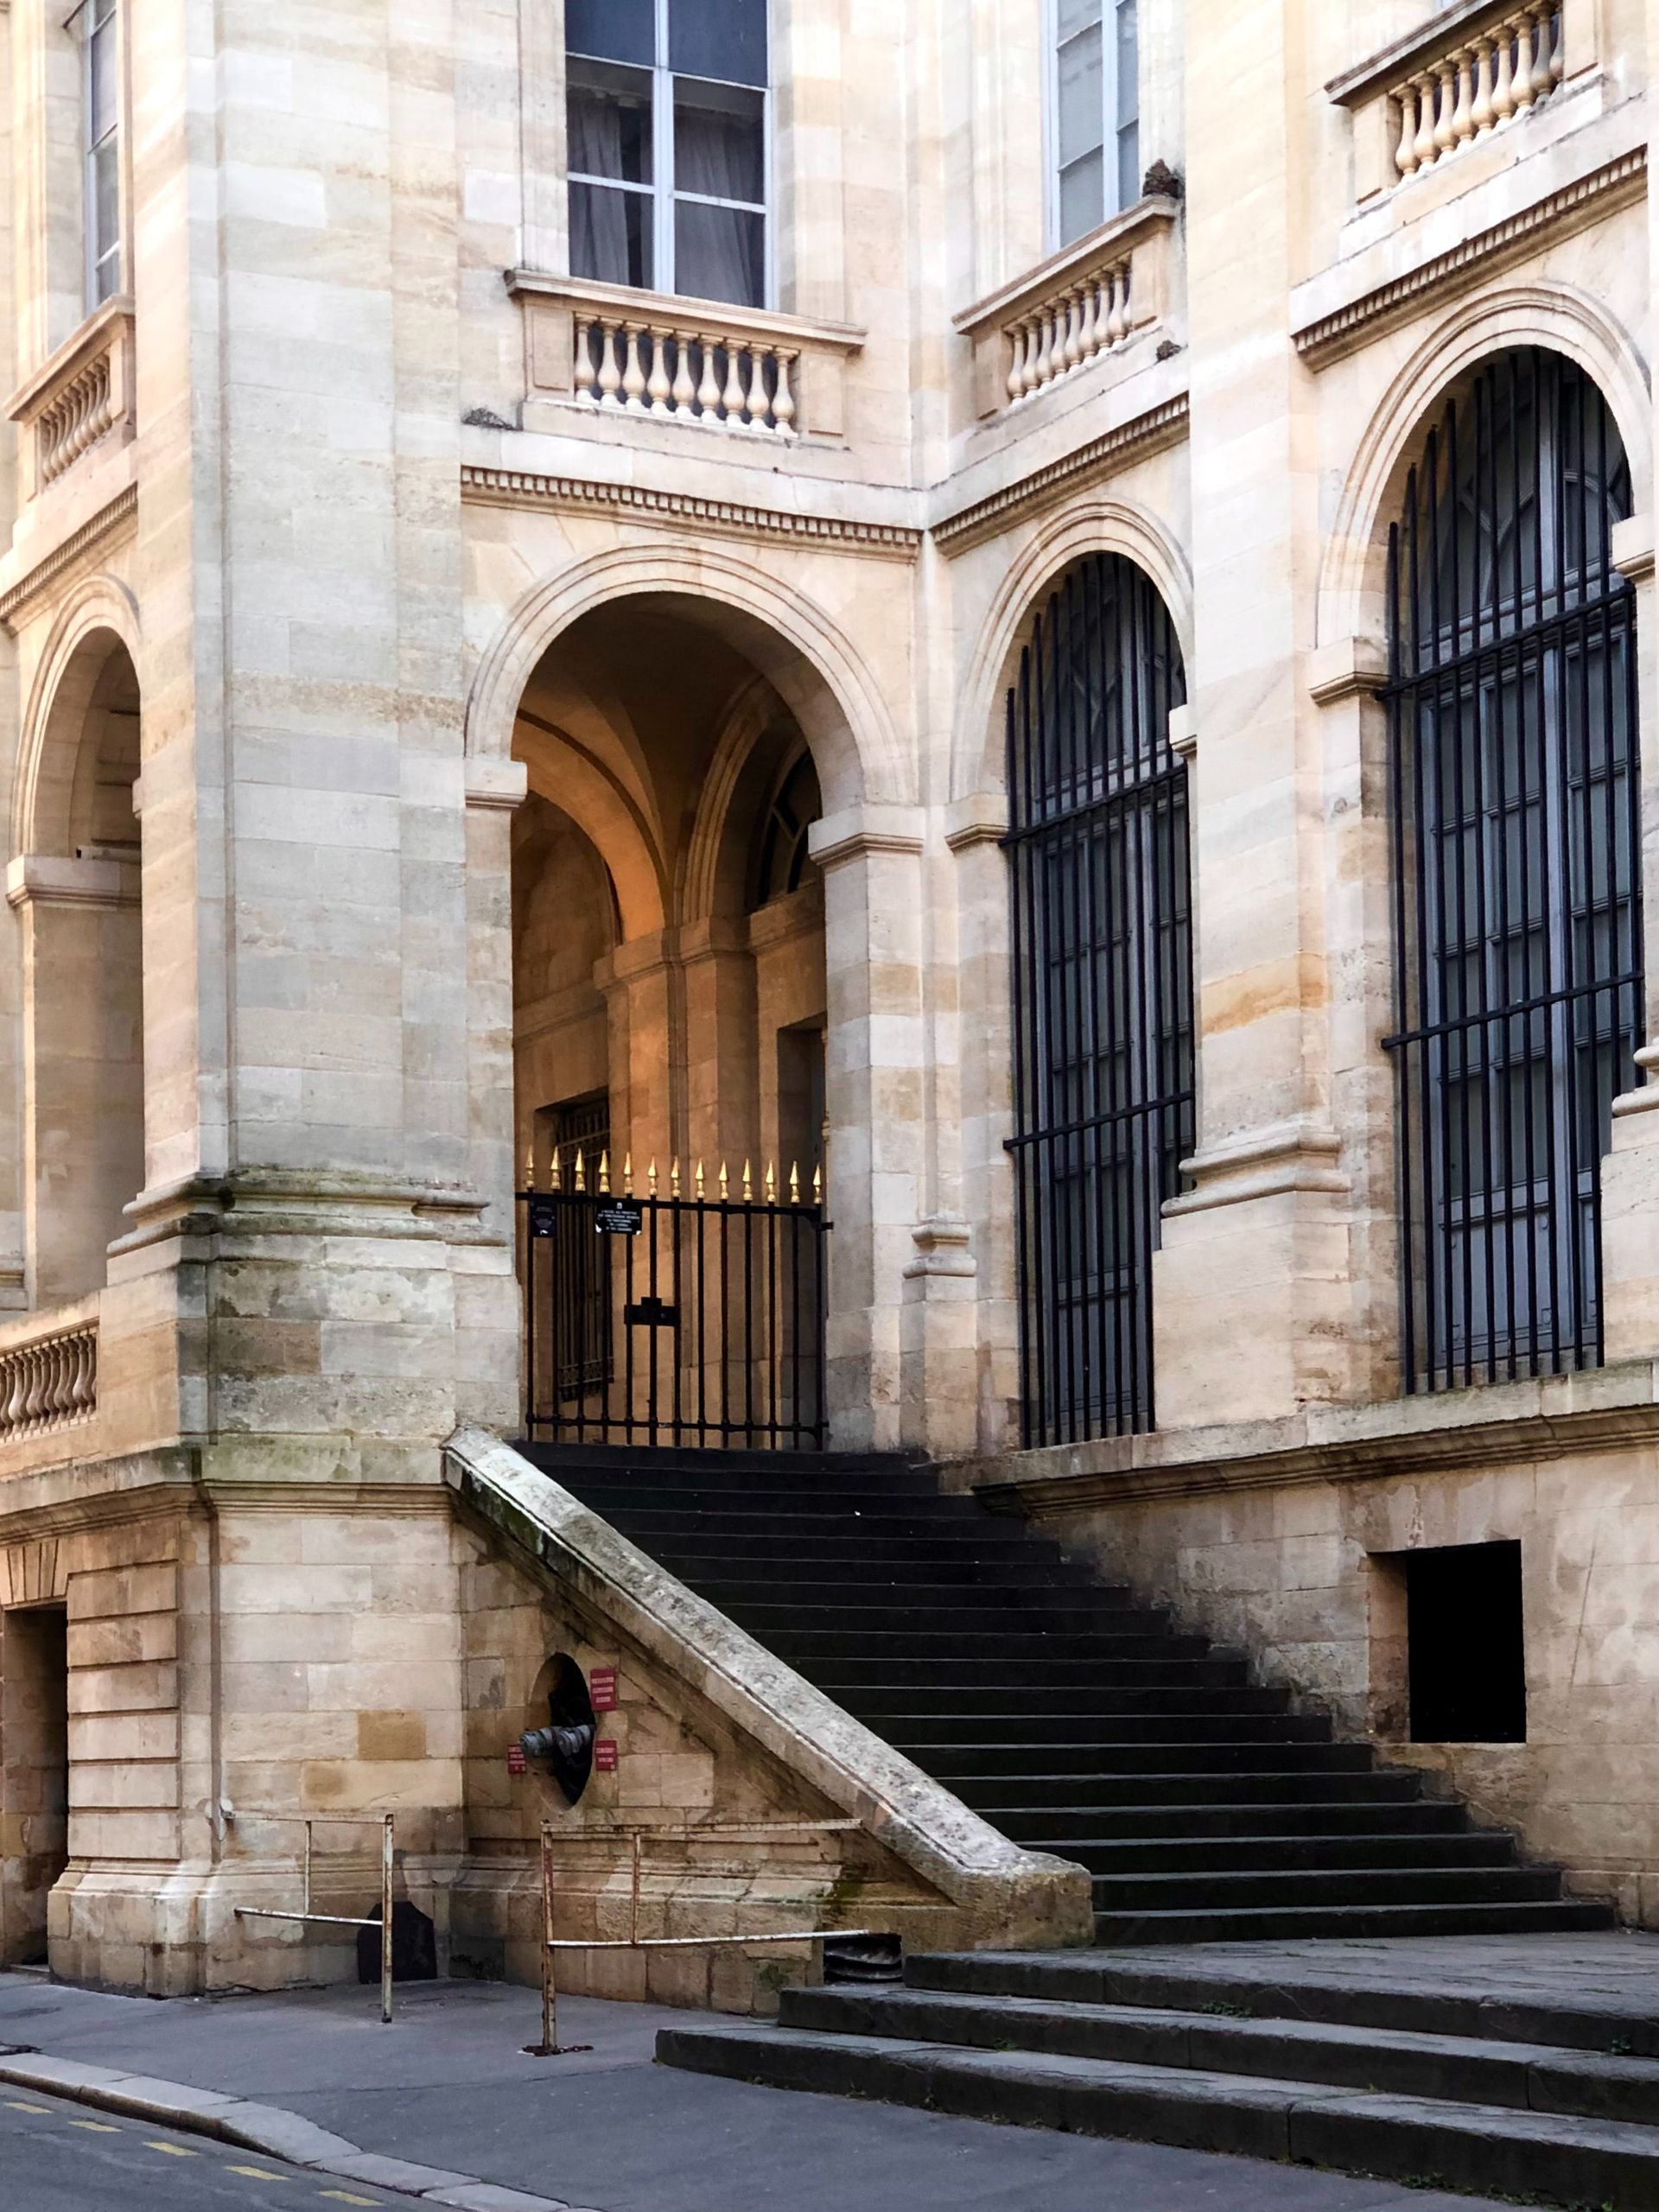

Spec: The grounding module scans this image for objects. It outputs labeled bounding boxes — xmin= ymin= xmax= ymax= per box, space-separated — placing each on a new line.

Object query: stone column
xmin=7 ymin=855 xmax=142 ymax=1310
xmin=810 ymin=805 xmax=927 ymax=1453
xmin=600 ymin=931 xmax=677 ymax=1182
xmin=678 ymin=918 xmax=759 ymax=1179
xmin=1600 ymin=516 xmax=1659 ymax=1358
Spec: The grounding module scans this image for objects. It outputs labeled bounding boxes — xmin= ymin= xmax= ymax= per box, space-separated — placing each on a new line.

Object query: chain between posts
xmin=526 ymin=1819 xmax=878 ymax=2060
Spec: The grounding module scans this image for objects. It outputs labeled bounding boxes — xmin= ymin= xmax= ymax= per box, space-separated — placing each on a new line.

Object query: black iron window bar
xmin=1005 ymin=551 xmax=1195 ymax=1447
xmin=1382 ymin=346 xmax=1644 ymax=1394
xmin=518 ymin=1147 xmax=829 ymax=1452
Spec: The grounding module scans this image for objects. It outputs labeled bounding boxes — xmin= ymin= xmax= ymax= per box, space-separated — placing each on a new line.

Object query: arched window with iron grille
xmin=1006 ymin=552 xmax=1193 ymax=1446
xmin=1384 ymin=347 xmax=1644 ymax=1392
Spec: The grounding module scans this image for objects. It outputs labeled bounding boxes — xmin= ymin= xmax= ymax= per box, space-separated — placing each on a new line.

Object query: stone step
xmin=655 ymin=2021 xmax=1659 ymax=2208
xmin=904 ymin=1938 xmax=1645 ymax=2051
xmin=1087 ymin=1902 xmax=1615 ymax=1944
xmin=944 ymin=1768 xmax=1422 ymax=1809
xmin=809 ymin=1655 xmax=1252 ymax=1689
xmin=698 ymin=1580 xmax=1158 ymax=1619
xmin=921 ymin=1739 xmax=1377 ymax=1777
xmin=1086 ymin=1867 xmax=1565 ymax=1912
xmin=982 ymin=1799 xmax=1465 ymax=1840
xmin=838 ymin=1684 xmax=1294 ymax=1718
xmin=730 ymin=1604 xmax=1179 ymax=1640
xmin=778 ymin=1985 xmax=1659 ymax=2127
xmin=1027 ymin=1832 xmax=1515 ymax=1875
xmin=879 ymin=1712 xmax=1332 ymax=1747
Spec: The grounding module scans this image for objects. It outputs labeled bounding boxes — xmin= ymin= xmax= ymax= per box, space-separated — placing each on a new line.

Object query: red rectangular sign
xmin=589 ymin=1667 xmax=619 ymax=1713
xmin=593 ymin=1738 xmax=619 ymax=1773
xmin=506 ymin=1743 xmax=527 ymax=1776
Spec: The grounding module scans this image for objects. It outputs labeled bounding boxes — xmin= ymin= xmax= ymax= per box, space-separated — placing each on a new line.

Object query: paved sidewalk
xmin=0 ymin=1967 xmax=1525 ymax=2212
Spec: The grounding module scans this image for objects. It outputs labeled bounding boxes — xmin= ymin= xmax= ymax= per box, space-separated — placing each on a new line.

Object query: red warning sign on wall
xmin=506 ymin=1743 xmax=527 ymax=1776
xmin=594 ymin=1739 xmax=619 ymax=1773
xmin=590 ymin=1667 xmax=619 ymax=1713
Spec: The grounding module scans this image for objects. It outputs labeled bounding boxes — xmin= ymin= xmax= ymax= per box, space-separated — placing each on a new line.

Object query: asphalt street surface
xmin=0 ymin=2087 xmax=391 ymax=2212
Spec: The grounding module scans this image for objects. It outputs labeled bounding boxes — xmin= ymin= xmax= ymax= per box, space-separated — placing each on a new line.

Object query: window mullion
xmin=655 ymin=0 xmax=673 ymax=295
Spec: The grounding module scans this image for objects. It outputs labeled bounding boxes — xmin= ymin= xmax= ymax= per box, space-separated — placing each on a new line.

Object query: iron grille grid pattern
xmin=1006 ymin=552 xmax=1193 ymax=1446
xmin=1383 ymin=347 xmax=1644 ymax=1393
xmin=520 ymin=1185 xmax=828 ymax=1451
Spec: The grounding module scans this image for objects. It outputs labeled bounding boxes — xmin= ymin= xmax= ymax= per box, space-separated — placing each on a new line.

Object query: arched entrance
xmin=509 ymin=595 xmax=829 ymax=1447
xmin=13 ymin=625 xmax=145 ymax=1307
xmin=1006 ymin=551 xmax=1192 ymax=1446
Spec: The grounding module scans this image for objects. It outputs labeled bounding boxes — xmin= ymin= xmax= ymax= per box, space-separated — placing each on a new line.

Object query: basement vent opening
xmin=1407 ymin=1540 xmax=1526 ymax=1745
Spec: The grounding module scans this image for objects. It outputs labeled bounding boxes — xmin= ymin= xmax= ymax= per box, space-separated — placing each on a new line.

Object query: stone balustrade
xmin=0 ymin=1313 xmax=97 ymax=1443
xmin=7 ymin=297 xmax=136 ymax=501
xmin=955 ymin=194 xmax=1180 ymax=422
xmin=507 ymin=273 xmax=866 ymax=444
xmin=1329 ymin=0 xmax=1581 ymax=206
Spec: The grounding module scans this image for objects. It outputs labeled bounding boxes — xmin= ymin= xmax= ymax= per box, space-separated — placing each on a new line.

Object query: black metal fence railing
xmin=518 ymin=1157 xmax=829 ymax=1451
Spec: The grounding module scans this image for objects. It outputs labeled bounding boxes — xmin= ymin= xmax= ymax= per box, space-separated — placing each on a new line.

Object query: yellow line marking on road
xmin=4 ymin=2100 xmax=51 ymax=2113
xmin=319 ymin=2194 xmax=382 ymax=2206
xmin=69 ymin=2119 xmax=122 ymax=2132
xmin=228 ymin=2165 xmax=289 ymax=2180
xmin=144 ymin=2139 xmax=198 ymax=2155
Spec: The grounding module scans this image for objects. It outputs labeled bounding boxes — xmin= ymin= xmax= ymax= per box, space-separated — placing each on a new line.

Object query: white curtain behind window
xmin=569 ymin=97 xmax=630 ymax=283
xmin=675 ymin=101 xmax=762 ymax=304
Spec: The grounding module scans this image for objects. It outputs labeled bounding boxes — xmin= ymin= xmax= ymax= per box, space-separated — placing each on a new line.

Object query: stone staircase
xmin=526 ymin=1444 xmax=1608 ymax=1945
xmin=658 ymin=1940 xmax=1659 ymax=2207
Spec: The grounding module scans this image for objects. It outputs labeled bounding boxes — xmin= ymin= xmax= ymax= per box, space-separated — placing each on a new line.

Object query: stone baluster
xmin=621 ymin=323 xmax=647 ymax=410
xmin=743 ymin=346 xmax=770 ymax=429
xmin=1450 ymin=45 xmax=1475 ymax=145
xmin=1395 ymin=79 xmax=1423 ymax=175
xmin=696 ymin=337 xmax=722 ymax=419
xmin=772 ymin=350 xmax=798 ymax=437
xmin=1491 ymin=26 xmax=1516 ymax=121
xmin=596 ymin=321 xmax=623 ymax=407
xmin=721 ymin=344 xmax=747 ymax=424
xmin=645 ymin=327 xmax=672 ymax=415
xmin=72 ymin=1332 xmax=96 ymax=1412
xmin=1413 ymin=71 xmax=1440 ymax=168
xmin=22 ymin=1348 xmax=45 ymax=1426
xmin=1106 ymin=261 xmax=1131 ymax=345
xmin=1058 ymin=287 xmax=1083 ymax=375
xmin=1471 ymin=34 xmax=1496 ymax=133
xmin=1075 ymin=277 xmax=1100 ymax=365
xmin=1512 ymin=9 xmax=1539 ymax=109
xmin=1006 ymin=321 xmax=1030 ymax=405
xmin=1543 ymin=0 xmax=1564 ymax=89
xmin=2 ymin=1354 xmax=25 ymax=1429
xmin=1433 ymin=57 xmax=1459 ymax=154
xmin=671 ymin=334 xmax=697 ymax=418
xmin=574 ymin=318 xmax=599 ymax=404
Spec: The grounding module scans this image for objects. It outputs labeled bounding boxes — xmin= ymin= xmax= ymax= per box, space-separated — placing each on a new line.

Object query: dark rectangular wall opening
xmin=1407 ymin=1541 xmax=1526 ymax=1743
xmin=1 ymin=1605 xmax=70 ymax=1966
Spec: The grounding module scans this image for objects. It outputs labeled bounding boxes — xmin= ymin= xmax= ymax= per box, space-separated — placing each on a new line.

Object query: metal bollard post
xmin=629 ymin=1828 xmax=642 ymax=1947
xmin=381 ymin=1815 xmax=394 ymax=2026
xmin=540 ymin=1822 xmax=556 ymax=2055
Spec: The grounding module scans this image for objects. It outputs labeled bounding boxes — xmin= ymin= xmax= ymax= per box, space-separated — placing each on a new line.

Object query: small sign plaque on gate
xmin=590 ymin=1667 xmax=619 ymax=1713
xmin=594 ymin=1739 xmax=620 ymax=1773
xmin=594 ymin=1199 xmax=644 ymax=1236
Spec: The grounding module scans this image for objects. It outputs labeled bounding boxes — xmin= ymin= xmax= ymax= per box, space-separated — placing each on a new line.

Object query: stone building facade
xmin=0 ymin=0 xmax=1656 ymax=1993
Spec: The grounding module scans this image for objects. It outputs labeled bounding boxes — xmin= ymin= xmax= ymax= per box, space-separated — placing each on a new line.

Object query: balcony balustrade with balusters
xmin=0 ymin=1298 xmax=99 ymax=1465
xmin=6 ymin=296 xmax=136 ymax=505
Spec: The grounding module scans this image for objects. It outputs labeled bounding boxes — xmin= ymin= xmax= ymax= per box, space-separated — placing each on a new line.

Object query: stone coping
xmin=442 ymin=1426 xmax=1093 ymax=1949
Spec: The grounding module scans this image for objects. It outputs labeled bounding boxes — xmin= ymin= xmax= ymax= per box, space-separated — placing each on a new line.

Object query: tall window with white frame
xmin=1051 ymin=0 xmax=1139 ymax=249
xmin=78 ymin=0 xmax=121 ymax=309
xmin=566 ymin=0 xmax=770 ymax=310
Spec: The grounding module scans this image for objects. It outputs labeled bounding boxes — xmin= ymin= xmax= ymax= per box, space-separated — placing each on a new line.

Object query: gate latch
xmin=624 ymin=1296 xmax=678 ymax=1328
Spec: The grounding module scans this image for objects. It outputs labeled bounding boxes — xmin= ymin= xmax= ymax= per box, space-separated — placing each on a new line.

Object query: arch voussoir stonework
xmin=466 ymin=543 xmax=900 ymax=817
xmin=14 ymin=575 xmax=142 ymax=859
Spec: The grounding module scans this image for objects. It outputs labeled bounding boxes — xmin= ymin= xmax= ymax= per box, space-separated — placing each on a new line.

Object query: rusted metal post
xmin=380 ymin=1815 xmax=394 ymax=2026
xmin=629 ymin=1828 xmax=642 ymax=1947
xmin=540 ymin=1821 xmax=556 ymax=2055
xmin=302 ymin=1821 xmax=312 ymax=1916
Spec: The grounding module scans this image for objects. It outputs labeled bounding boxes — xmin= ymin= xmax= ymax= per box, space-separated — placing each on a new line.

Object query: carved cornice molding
xmin=460 ymin=464 xmax=922 ymax=560
xmin=931 ymin=393 xmax=1191 ymax=555
xmin=1294 ymin=147 xmax=1647 ymax=368
xmin=0 ymin=482 xmax=137 ymax=629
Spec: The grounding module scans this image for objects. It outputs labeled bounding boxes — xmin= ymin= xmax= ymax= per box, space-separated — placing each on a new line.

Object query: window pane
xmin=1058 ymin=0 xmax=1103 ymax=36
xmin=89 ymin=14 xmax=118 ymax=146
xmin=670 ymin=0 xmax=768 ymax=89
xmin=673 ymin=79 xmax=765 ymax=207
xmin=1116 ymin=120 xmax=1141 ymax=211
xmin=1115 ymin=0 xmax=1139 ymax=128
xmin=1058 ymin=147 xmax=1104 ymax=245
xmin=570 ymin=181 xmax=654 ymax=290
xmin=675 ymin=198 xmax=765 ymax=308
xmin=565 ymin=0 xmax=654 ymax=67
xmin=567 ymin=60 xmax=652 ymax=185
xmin=1058 ymin=22 xmax=1104 ymax=168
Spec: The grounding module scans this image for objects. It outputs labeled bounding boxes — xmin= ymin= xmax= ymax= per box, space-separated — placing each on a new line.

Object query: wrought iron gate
xmin=519 ymin=1158 xmax=828 ymax=1449
xmin=1006 ymin=552 xmax=1194 ymax=1446
xmin=1383 ymin=347 xmax=1644 ymax=1390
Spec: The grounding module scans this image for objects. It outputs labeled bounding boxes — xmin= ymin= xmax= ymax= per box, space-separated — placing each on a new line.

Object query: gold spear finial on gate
xmin=718 ymin=1160 xmax=728 ymax=1199
xmin=696 ymin=1159 xmax=706 ymax=1199
xmin=648 ymin=1158 xmax=658 ymax=1197
xmin=622 ymin=1152 xmax=633 ymax=1194
xmin=812 ymin=1165 xmax=823 ymax=1205
xmin=573 ymin=1147 xmax=586 ymax=1193
xmin=549 ymin=1148 xmax=563 ymax=1192
xmin=524 ymin=1144 xmax=536 ymax=1192
xmin=742 ymin=1160 xmax=753 ymax=1201
xmin=765 ymin=1161 xmax=776 ymax=1202
xmin=671 ymin=1158 xmax=681 ymax=1198
xmin=789 ymin=1160 xmax=800 ymax=1204
xmin=598 ymin=1149 xmax=611 ymax=1194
